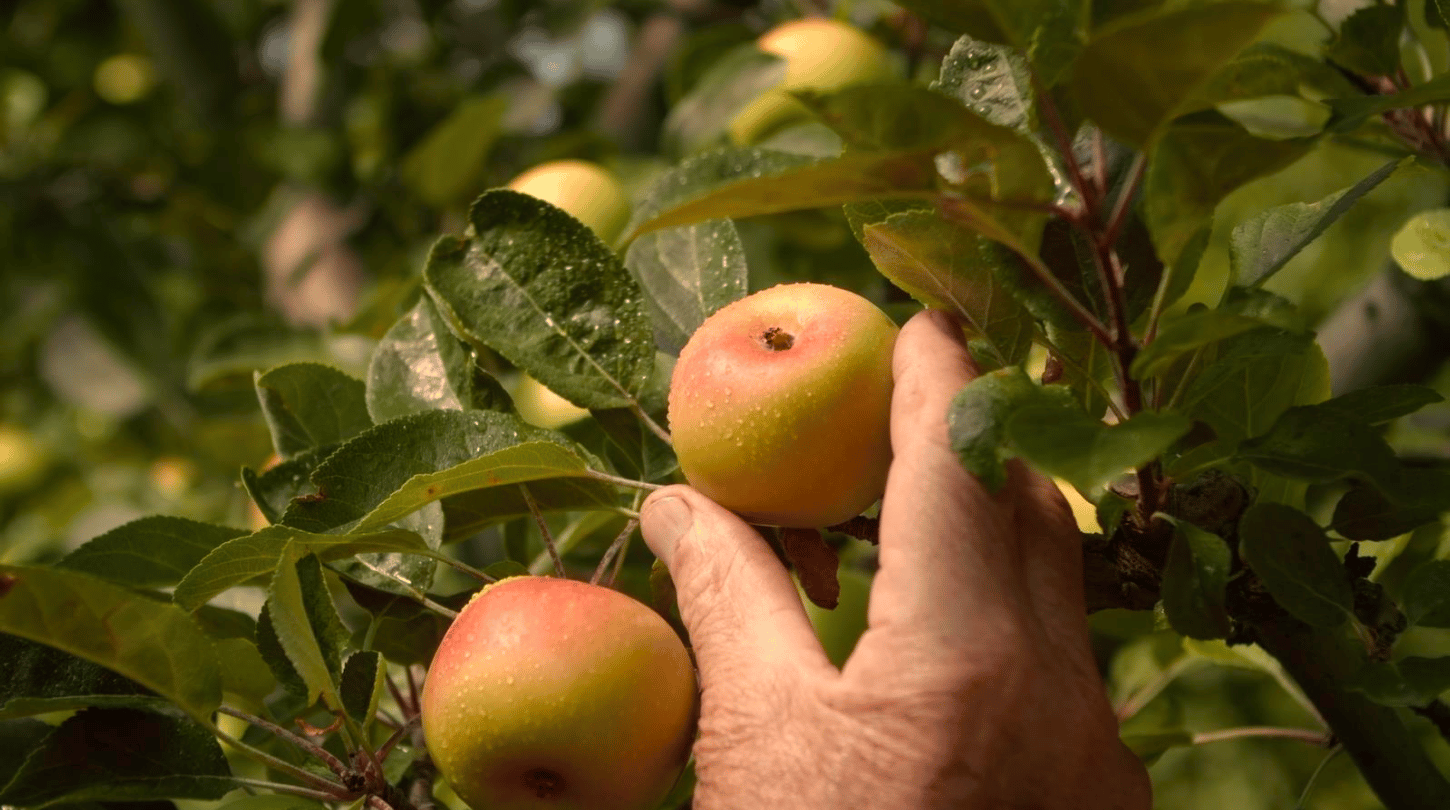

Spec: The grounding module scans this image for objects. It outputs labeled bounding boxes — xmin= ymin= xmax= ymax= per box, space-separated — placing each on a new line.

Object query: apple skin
xmin=506 ymin=159 xmax=632 ymax=245
xmin=668 ymin=283 xmax=898 ymax=528
xmin=511 ymin=373 xmax=591 ymax=430
xmin=729 ymin=18 xmax=896 ymax=146
xmin=421 ymin=576 xmax=697 ymax=810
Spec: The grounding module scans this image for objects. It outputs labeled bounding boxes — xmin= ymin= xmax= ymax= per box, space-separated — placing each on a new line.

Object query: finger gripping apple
xmin=421 ymin=576 xmax=697 ymax=810
xmin=668 ymin=283 xmax=898 ymax=527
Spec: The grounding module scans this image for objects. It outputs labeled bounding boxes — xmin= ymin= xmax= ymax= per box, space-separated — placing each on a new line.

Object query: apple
xmin=506 ymin=159 xmax=632 ymax=245
xmin=0 ymin=424 xmax=48 ymax=495
xmin=668 ymin=282 xmax=898 ymax=527
xmin=729 ymin=18 xmax=897 ymax=146
xmin=511 ymin=373 xmax=591 ymax=430
xmin=421 ymin=576 xmax=697 ymax=810
xmin=801 ymin=567 xmax=871 ymax=667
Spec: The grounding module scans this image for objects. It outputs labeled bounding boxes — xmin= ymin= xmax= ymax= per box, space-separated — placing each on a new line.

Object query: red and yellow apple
xmin=668 ymin=283 xmax=898 ymax=527
xmin=421 ymin=576 xmax=697 ymax=810
xmin=729 ymin=18 xmax=897 ymax=146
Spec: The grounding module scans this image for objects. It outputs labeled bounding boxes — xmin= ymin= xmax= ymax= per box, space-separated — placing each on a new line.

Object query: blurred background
xmin=4 ymin=1 xmax=1450 ymax=807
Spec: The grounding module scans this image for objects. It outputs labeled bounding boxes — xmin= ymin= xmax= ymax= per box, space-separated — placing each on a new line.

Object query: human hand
xmin=639 ymin=309 xmax=1152 ymax=809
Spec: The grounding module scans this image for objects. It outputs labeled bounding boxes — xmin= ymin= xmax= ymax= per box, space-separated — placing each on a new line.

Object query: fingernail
xmin=640 ymin=496 xmax=693 ymax=564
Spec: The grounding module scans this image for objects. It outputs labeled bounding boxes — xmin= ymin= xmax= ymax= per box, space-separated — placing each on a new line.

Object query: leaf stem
xmin=217 ymin=705 xmax=350 ymax=778
xmin=520 ymin=485 xmax=566 ymax=577
xmin=631 ymin=401 xmax=673 ymax=445
xmin=230 ymin=777 xmax=346 ymax=801
xmin=592 ymin=519 xmax=639 ymax=586
xmin=1191 ymin=726 xmax=1333 ymax=747
xmin=210 ymin=718 xmax=346 ymax=793
xmin=352 ymin=558 xmax=459 ymax=619
xmin=1295 ymin=747 xmax=1345 ymax=810
xmin=1100 ymin=152 xmax=1146 ymax=251
xmin=1115 ymin=655 xmax=1199 ymax=722
xmin=584 ymin=469 xmax=663 ymax=492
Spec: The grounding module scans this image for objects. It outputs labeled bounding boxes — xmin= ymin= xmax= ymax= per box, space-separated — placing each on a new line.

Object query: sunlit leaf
xmin=0 ymin=565 xmax=222 ymax=722
xmin=172 ymin=525 xmax=429 ymax=612
xmin=1072 ymin=3 xmax=1285 ymax=146
xmin=1391 ymin=209 xmax=1450 ymax=281
xmin=1131 ymin=311 xmax=1268 ymax=380
xmin=367 ymin=295 xmax=512 ymax=423
xmin=1232 ymin=158 xmax=1404 ymax=288
xmin=934 ymin=34 xmax=1035 ymax=134
xmin=266 ymin=553 xmax=349 ymax=710
xmin=1326 ymin=4 xmax=1403 ymax=78
xmin=947 ymin=367 xmax=1076 ymax=491
xmin=1179 ymin=328 xmax=1330 ymax=447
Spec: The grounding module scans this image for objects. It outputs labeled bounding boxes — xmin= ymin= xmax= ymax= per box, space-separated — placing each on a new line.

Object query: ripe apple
xmin=421 ymin=576 xmax=697 ymax=810
xmin=668 ymin=282 xmax=898 ymax=527
xmin=506 ymin=159 xmax=632 ymax=245
xmin=729 ymin=18 xmax=897 ymax=146
xmin=511 ymin=373 xmax=591 ymax=430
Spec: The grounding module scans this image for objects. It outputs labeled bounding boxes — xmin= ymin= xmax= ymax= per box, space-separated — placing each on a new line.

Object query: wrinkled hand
xmin=640 ymin=310 xmax=1151 ymax=809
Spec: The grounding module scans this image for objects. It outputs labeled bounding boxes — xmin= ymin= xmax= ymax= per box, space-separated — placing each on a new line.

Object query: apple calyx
xmin=762 ymin=326 xmax=794 ymax=351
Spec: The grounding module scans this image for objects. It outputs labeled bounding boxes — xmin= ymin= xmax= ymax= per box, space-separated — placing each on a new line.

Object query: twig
xmin=210 ymin=721 xmax=345 ymax=793
xmin=217 ymin=705 xmax=350 ymax=777
xmin=631 ymin=400 xmax=673 ymax=445
xmin=520 ymin=485 xmax=566 ymax=577
xmin=592 ymin=519 xmax=639 ymax=585
xmin=1295 ymin=746 xmax=1345 ymax=809
xmin=1115 ymin=655 xmax=1199 ymax=722
xmin=230 ymin=777 xmax=344 ymax=802
xmin=1100 ymin=152 xmax=1146 ymax=252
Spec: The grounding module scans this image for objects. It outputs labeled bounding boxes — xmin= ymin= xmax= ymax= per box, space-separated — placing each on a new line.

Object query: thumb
xmin=640 ymin=485 xmax=831 ymax=682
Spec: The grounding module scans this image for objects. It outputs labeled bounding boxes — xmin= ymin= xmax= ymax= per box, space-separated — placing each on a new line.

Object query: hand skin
xmin=640 ymin=309 xmax=1152 ymax=810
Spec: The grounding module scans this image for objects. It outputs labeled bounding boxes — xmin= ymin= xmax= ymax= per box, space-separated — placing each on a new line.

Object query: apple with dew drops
xmin=667 ymin=282 xmax=898 ymax=528
xmin=421 ymin=576 xmax=697 ymax=810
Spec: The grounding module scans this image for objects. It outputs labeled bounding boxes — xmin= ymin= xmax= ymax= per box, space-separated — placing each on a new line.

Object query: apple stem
xmin=520 ymin=485 xmax=567 ymax=577
xmin=591 ymin=518 xmax=639 ymax=586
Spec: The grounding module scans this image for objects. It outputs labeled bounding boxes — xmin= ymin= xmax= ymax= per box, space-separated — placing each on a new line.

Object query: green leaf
xmin=425 ymin=190 xmax=656 ymax=410
xmin=1143 ymin=118 xmax=1314 ymax=266
xmin=0 ymin=717 xmax=51 ymax=792
xmin=1237 ymin=404 xmax=1402 ymax=489
xmin=623 ymin=219 xmax=748 ymax=356
xmin=1072 ymin=3 xmax=1285 ymax=146
xmin=1326 ymin=74 xmax=1450 ymax=133
xmin=1327 ymin=4 xmax=1403 ymax=78
xmin=1331 ymin=469 xmax=1450 ymax=541
xmin=1215 ymin=96 xmax=1331 ymax=140
xmin=856 ymin=208 xmax=1033 ymax=368
xmin=172 ymin=525 xmax=429 ymax=612
xmin=254 ymin=363 xmax=371 ymax=459
xmin=255 ymin=603 xmax=305 ymax=698
xmin=1231 ymin=158 xmax=1404 ymax=288
xmin=57 ymin=516 xmax=247 ymax=589
xmin=624 ymin=147 xmax=943 ymax=239
xmin=366 ymin=295 xmax=512 ymax=424
xmin=1159 ymin=517 xmax=1232 ymax=640
xmin=1430 ymin=0 xmax=1450 ymax=28
xmin=1184 ymin=43 xmax=1361 ymax=111
xmin=1320 ymin=384 xmax=1445 ymax=426
xmin=241 ymin=443 xmax=336 ymax=527
xmin=1391 ymin=208 xmax=1450 ymax=281
xmin=0 ymin=565 xmax=222 ymax=722
xmin=1238 ymin=503 xmax=1353 ymax=628
xmin=1179 ymin=328 xmax=1330 ymax=447
xmin=934 ymin=34 xmax=1036 ymax=134
xmin=0 ymin=634 xmax=164 ymax=719
xmin=278 ymin=409 xmax=612 ymax=535
xmin=1006 ymin=407 xmax=1192 ymax=496
xmin=1045 ymin=324 xmax=1117 ymax=419
xmin=0 ymin=708 xmax=232 ymax=807
xmin=1348 ymin=657 xmax=1450 ymax=707
xmin=664 ymin=45 xmax=785 ymax=156
xmin=213 ymin=636 xmax=275 ymax=705
xmin=797 ymin=83 xmax=1032 ymax=157
xmin=1121 ymin=729 xmax=1194 ymax=766
xmin=340 ymin=650 xmax=385 ymax=726
xmin=1131 ymin=310 xmax=1269 ymax=380
xmin=266 ymin=553 xmax=349 ymax=710
xmin=1402 ymin=560 xmax=1450 ymax=627
xmin=399 ymin=95 xmax=507 ymax=209
xmin=946 ymin=367 xmax=1076 ymax=491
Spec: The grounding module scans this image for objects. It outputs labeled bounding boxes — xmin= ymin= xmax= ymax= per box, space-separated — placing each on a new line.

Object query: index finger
xmin=858 ymin=310 xmax=1034 ymax=652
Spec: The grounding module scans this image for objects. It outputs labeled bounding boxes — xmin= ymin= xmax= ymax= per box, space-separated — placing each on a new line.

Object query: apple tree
xmin=7 ymin=1 xmax=1450 ymax=808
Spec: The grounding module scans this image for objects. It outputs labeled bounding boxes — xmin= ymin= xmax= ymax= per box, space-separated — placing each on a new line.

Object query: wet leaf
xmin=58 ymin=517 xmax=246 ymax=589
xmin=624 ymin=219 xmax=748 ymax=356
xmin=254 ymin=363 xmax=371 ymax=459
xmin=367 ymin=295 xmax=512 ymax=423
